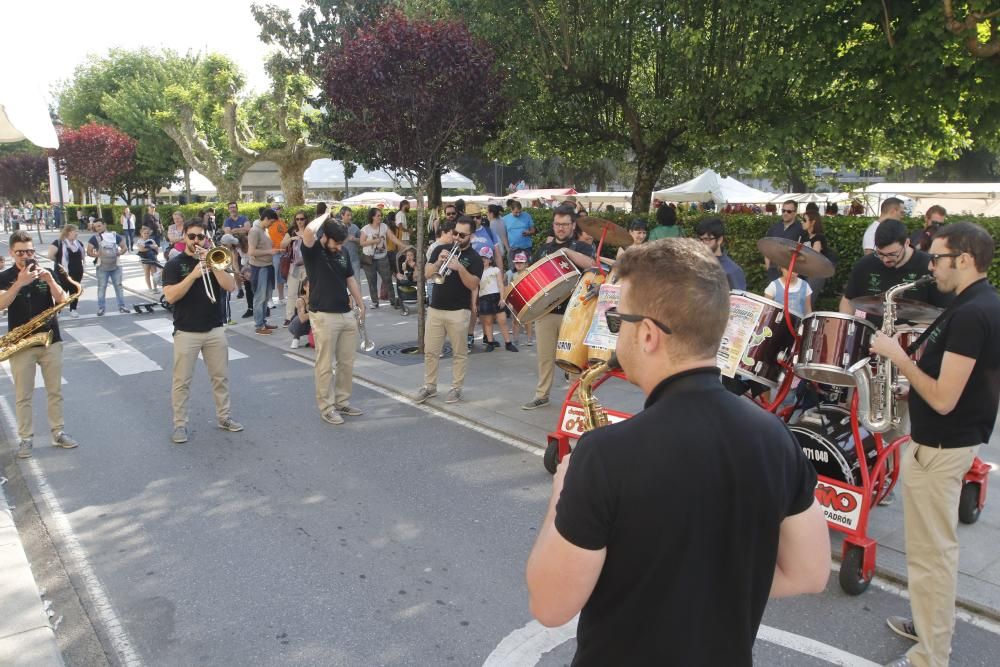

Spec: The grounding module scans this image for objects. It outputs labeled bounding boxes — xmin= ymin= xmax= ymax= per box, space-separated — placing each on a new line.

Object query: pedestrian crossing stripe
xmin=134 ymin=318 xmax=248 ymax=361
xmin=63 ymin=325 xmax=162 ymax=376
xmin=0 ymin=360 xmax=68 ymax=387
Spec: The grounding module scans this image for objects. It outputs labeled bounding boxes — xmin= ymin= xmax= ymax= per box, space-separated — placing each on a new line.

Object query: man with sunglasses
xmin=0 ymin=231 xmax=79 ymax=458
xmin=763 ymin=200 xmax=805 ymax=282
xmin=869 ymin=222 xmax=1000 ymax=667
xmin=162 ymin=220 xmax=242 ymax=444
xmin=415 ymin=216 xmax=483 ymax=404
xmin=301 ymin=210 xmax=367 ymax=425
xmin=522 ymin=204 xmax=595 ymax=410
xmin=527 ymin=239 xmax=830 ymax=665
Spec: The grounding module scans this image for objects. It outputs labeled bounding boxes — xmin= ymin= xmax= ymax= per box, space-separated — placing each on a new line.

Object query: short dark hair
xmin=487 ymin=204 xmax=503 ymax=217
xmin=438 ymin=220 xmax=456 ymax=235
xmin=925 ymin=204 xmax=947 ymax=220
xmin=322 ymin=220 xmax=348 ymax=243
xmin=509 ymin=200 xmax=522 ymax=212
xmin=227 ymin=201 xmax=238 ymax=207
xmin=339 ymin=206 xmax=352 ymax=216
xmin=616 ymin=239 xmax=729 ymax=359
xmin=183 ymin=219 xmax=206 ymax=233
xmin=454 ymin=216 xmax=474 ymax=234
xmin=258 ymin=206 xmax=269 ymax=218
xmin=874 ymin=219 xmax=908 ymax=248
xmin=628 ymin=219 xmax=647 ymax=231
xmin=655 ymin=203 xmax=677 ymax=227
xmin=316 ymin=202 xmax=328 ymax=216
xmin=783 ymin=200 xmax=798 ymax=211
xmin=805 ymin=202 xmax=820 ymax=215
xmin=934 ymin=221 xmax=994 ymax=272
xmin=880 ymin=197 xmax=904 ymax=215
xmin=694 ymin=217 xmax=725 ymax=239
xmin=552 ymin=203 xmax=577 ymax=221
xmin=825 ymin=203 xmax=839 ymax=215
xmin=454 ymin=198 xmax=466 ymax=214
xmin=9 ymin=230 xmax=32 ymax=246
xmin=260 ymin=208 xmax=279 ymax=221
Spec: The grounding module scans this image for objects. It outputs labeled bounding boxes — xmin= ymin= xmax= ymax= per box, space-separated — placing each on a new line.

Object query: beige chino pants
xmin=533 ymin=312 xmax=563 ymax=400
xmin=423 ymin=307 xmax=470 ymax=390
xmin=9 ymin=342 xmax=63 ymax=440
xmin=311 ymin=311 xmax=358 ymax=414
xmin=172 ymin=328 xmax=231 ymax=427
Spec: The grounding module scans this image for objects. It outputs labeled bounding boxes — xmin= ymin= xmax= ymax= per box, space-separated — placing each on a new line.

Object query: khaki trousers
xmin=284 ymin=267 xmax=304 ymax=321
xmin=172 ymin=328 xmax=231 ymax=428
xmin=903 ymin=440 xmax=980 ymax=667
xmin=534 ymin=312 xmax=563 ymax=400
xmin=424 ymin=307 xmax=470 ymax=390
xmin=311 ymin=311 xmax=358 ymax=413
xmin=9 ymin=342 xmax=63 ymax=440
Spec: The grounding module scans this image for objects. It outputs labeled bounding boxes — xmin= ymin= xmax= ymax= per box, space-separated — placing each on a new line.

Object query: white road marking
xmin=0 ymin=360 xmax=67 ymax=386
xmin=756 ymin=625 xmax=879 ymax=666
xmin=283 ymin=353 xmax=543 ymax=456
xmin=63 ymin=325 xmax=161 ymax=375
xmin=134 ymin=318 xmax=248 ymax=360
xmin=0 ymin=397 xmax=143 ymax=666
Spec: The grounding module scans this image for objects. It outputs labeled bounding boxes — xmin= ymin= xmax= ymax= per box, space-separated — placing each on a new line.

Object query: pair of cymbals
xmin=576 ymin=217 xmax=633 ymax=248
xmin=757 ymin=237 xmax=836 ymax=279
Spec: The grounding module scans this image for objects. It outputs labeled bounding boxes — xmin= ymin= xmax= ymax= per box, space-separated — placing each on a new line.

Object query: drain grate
xmin=369 ymin=342 xmax=454 ymax=366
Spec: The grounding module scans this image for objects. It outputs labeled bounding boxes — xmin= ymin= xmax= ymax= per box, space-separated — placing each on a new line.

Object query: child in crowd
xmin=396 ymin=247 xmax=418 ymax=306
xmin=217 ymin=234 xmax=240 ymax=324
xmin=288 ymin=282 xmax=311 ymax=349
xmin=135 ymin=226 xmax=162 ymax=292
xmin=506 ymin=251 xmax=533 ymax=346
xmin=764 ymin=266 xmax=813 ymax=318
xmin=477 ymin=247 xmax=517 ymax=352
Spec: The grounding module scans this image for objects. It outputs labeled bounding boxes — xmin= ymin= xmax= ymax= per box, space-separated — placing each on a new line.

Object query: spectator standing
xmin=394 ymin=200 xmax=411 ymax=245
xmin=223 ymin=201 xmax=250 ymax=237
xmin=135 ymin=226 xmax=162 ymax=293
xmin=282 ymin=213 xmax=308 ymax=325
xmin=248 ymin=208 xmax=281 ymax=334
xmin=616 ymin=219 xmax=648 ymax=259
xmin=763 ymin=200 xmax=806 ymax=282
xmin=801 ymin=211 xmax=835 ymax=306
xmin=47 ymin=223 xmax=85 ymax=318
xmin=120 ymin=207 xmax=136 ymax=250
xmin=695 ymin=217 xmax=746 ymax=291
xmin=86 ymin=219 xmax=128 ymax=315
xmin=507 ymin=251 xmax=534 ymax=347
xmin=142 ymin=204 xmax=163 ymax=248
xmin=268 ymin=209 xmax=289 ymax=303
xmin=477 ymin=246 xmax=517 ymax=352
xmin=862 ymin=197 xmax=904 ymax=255
xmin=648 ymin=203 xmax=682 ymax=241
xmin=359 ymin=207 xmax=401 ymax=309
xmin=910 ymin=204 xmax=946 ymax=252
xmin=765 ymin=267 xmax=812 ymax=318
xmin=502 ymin=200 xmax=535 ymax=269
xmin=339 ymin=206 xmax=362 ymax=279
xmin=485 ymin=204 xmax=509 ymax=261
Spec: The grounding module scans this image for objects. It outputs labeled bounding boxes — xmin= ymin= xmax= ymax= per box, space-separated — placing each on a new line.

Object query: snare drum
xmin=719 ymin=291 xmax=799 ymax=388
xmin=503 ymin=249 xmax=581 ymax=324
xmin=795 ymin=312 xmax=877 ymax=387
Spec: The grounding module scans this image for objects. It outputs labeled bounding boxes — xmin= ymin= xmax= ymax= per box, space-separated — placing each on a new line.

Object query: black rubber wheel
xmin=543 ymin=441 xmax=560 ymax=475
xmin=839 ymin=546 xmax=872 ymax=596
xmin=959 ymin=483 xmax=982 ymax=525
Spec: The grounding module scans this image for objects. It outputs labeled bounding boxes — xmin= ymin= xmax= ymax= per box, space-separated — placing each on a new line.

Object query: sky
xmin=5 ymin=0 xmax=304 ymax=104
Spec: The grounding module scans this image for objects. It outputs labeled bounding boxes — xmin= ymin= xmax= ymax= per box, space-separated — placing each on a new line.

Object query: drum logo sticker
xmin=814 ymin=481 xmax=863 ymax=529
xmin=741 ymin=327 xmax=773 ymax=365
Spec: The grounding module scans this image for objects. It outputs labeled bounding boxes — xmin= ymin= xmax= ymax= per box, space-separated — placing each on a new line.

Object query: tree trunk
xmin=786 ymin=168 xmax=807 ymax=193
xmin=217 ymin=179 xmax=241 ymax=204
xmin=415 ymin=182 xmax=427 ymax=354
xmin=631 ymin=152 xmax=667 ymax=214
xmin=95 ymin=189 xmax=103 ymax=220
xmin=427 ymin=170 xmax=442 ymax=210
xmin=183 ymin=166 xmax=192 ymax=204
xmin=276 ymin=158 xmax=309 ymax=206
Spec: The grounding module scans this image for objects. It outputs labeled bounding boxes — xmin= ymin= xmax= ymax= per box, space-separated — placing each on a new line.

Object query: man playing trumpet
xmin=162 ymin=219 xmax=242 ymax=444
xmin=0 ymin=230 xmax=79 ymax=458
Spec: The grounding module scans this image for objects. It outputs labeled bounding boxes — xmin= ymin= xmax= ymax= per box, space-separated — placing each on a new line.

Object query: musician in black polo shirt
xmin=415 ymin=216 xmax=483 ymax=405
xmin=526 ymin=239 xmax=830 ymax=665
xmin=300 ymin=211 xmax=366 ymax=425
xmin=162 ymin=220 xmax=242 ymax=444
xmin=870 ymin=222 xmax=1000 ymax=667
xmin=0 ymin=230 xmax=79 ymax=458
xmin=521 ymin=204 xmax=595 ymax=411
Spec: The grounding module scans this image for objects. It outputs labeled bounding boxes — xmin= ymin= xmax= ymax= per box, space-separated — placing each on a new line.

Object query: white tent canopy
xmin=859 ymin=182 xmax=1000 ymax=199
xmin=0 ymin=71 xmax=58 ymax=148
xmin=652 ymin=169 xmax=775 ymax=204
xmin=341 ymin=191 xmax=410 ymax=207
xmin=508 ymin=188 xmax=578 ymax=205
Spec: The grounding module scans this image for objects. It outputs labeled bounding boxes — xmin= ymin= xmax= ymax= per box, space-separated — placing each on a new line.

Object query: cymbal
xmin=850 ymin=296 xmax=943 ymax=323
xmin=756 ymin=237 xmax=835 ymax=279
xmin=576 ymin=216 xmax=632 ymax=247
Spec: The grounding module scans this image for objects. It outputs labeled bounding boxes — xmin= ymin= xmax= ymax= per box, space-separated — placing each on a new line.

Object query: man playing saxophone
xmin=0 ymin=230 xmax=79 ymax=458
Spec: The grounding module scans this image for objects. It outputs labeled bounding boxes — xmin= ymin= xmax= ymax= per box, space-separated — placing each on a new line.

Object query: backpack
xmin=96 ymin=232 xmax=120 ymax=270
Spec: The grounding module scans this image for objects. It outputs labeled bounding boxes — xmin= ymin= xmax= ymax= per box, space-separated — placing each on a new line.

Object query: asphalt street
xmin=2 ymin=233 xmax=999 ymax=666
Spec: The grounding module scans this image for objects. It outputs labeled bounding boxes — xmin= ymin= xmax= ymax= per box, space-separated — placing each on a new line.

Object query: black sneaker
xmin=242 ymin=309 xmax=254 ymax=318
xmin=483 ymin=341 xmax=495 ymax=352
xmin=505 ymin=342 xmax=519 ymax=352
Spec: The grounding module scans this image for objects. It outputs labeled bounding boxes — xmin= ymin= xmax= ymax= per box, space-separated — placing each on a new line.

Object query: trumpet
xmin=355 ymin=306 xmax=375 ymax=351
xmin=429 ymin=244 xmax=460 ymax=285
xmin=197 ymin=246 xmax=233 ymax=303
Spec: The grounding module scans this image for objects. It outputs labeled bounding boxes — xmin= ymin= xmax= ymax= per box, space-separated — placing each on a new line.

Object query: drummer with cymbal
xmin=521 ymin=204 xmax=596 ymax=411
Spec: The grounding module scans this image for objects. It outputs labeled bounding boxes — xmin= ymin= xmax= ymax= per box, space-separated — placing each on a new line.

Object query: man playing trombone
xmin=162 ymin=219 xmax=242 ymax=444
xmin=301 ymin=208 xmax=367 ymax=425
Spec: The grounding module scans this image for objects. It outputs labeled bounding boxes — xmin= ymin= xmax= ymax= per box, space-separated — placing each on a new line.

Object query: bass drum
xmin=789 ymin=405 xmax=878 ymax=486
xmin=556 ymin=269 xmax=605 ymax=374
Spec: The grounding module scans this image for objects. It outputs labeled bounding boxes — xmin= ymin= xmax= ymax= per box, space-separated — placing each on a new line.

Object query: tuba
xmin=849 ymin=275 xmax=935 ymax=433
xmin=0 ymin=267 xmax=83 ymax=362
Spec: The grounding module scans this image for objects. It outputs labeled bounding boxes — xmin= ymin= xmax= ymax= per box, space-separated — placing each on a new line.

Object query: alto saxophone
xmin=0 ymin=266 xmax=83 ymax=362
xmin=849 ymin=275 xmax=935 ymax=433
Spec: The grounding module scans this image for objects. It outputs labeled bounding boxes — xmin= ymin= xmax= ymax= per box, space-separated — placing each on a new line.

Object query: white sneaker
xmin=290 ymin=339 xmax=300 ymax=349
xmin=70 ymin=310 xmax=80 ymax=318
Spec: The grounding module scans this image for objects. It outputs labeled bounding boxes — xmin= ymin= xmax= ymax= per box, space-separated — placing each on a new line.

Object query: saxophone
xmin=578 ymin=355 xmax=619 ymax=431
xmin=849 ymin=275 xmax=934 ymax=433
xmin=0 ymin=267 xmax=83 ymax=362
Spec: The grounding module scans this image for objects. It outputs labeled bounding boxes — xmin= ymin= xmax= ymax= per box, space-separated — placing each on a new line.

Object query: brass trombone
xmin=198 ymin=246 xmax=233 ymax=303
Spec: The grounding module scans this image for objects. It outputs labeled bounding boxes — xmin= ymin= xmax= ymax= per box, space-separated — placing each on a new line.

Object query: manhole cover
xmin=369 ymin=342 xmax=454 ymax=366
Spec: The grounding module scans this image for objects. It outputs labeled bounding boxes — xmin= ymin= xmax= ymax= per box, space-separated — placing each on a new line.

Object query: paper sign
xmin=717 ymin=294 xmax=765 ymax=378
xmin=584 ymin=284 xmax=621 ymax=349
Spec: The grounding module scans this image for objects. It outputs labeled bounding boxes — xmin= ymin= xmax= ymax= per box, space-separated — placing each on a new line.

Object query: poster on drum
xmin=584 ymin=283 xmax=621 ymax=349
xmin=717 ymin=294 xmax=766 ymax=378
xmin=814 ymin=480 xmax=864 ymax=530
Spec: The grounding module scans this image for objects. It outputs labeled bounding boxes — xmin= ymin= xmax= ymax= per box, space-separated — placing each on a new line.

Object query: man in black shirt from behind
xmin=415 ymin=216 xmax=483 ymax=405
xmin=0 ymin=230 xmax=79 ymax=458
xmin=521 ymin=204 xmax=595 ymax=411
xmin=162 ymin=220 xmax=242 ymax=444
xmin=300 ymin=210 xmax=366 ymax=425
xmin=870 ymin=222 xmax=1000 ymax=667
xmin=526 ymin=238 xmax=830 ymax=666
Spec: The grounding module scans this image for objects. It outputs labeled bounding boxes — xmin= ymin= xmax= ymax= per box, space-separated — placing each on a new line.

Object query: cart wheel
xmin=543 ymin=441 xmax=560 ymax=475
xmin=959 ymin=483 xmax=982 ymax=525
xmin=839 ymin=546 xmax=872 ymax=596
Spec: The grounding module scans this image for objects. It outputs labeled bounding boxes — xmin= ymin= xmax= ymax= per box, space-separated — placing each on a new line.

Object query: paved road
xmin=3 ymin=234 xmax=1000 ymax=665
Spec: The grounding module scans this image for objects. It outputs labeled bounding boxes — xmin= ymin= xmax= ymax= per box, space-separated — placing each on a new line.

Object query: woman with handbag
xmin=281 ymin=213 xmax=308 ymax=326
xmin=359 ymin=208 xmax=402 ymax=309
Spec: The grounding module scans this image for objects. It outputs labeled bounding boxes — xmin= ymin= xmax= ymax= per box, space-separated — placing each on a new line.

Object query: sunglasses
xmin=13 ymin=249 xmax=36 ymax=257
xmin=294 ymin=217 xmax=306 ymax=222
xmin=187 ymin=233 xmax=206 ymax=241
xmin=605 ymin=307 xmax=672 ymax=335
xmin=929 ymin=252 xmax=962 ymax=265
xmin=782 ymin=209 xmax=796 ymax=214
xmin=454 ymin=231 xmax=471 ymax=239
xmin=445 ymin=211 xmax=458 ymax=217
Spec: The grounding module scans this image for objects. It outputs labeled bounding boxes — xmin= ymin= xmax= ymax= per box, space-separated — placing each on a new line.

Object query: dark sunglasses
xmin=929 ymin=252 xmax=961 ymax=265
xmin=454 ymin=231 xmax=471 ymax=239
xmin=187 ymin=233 xmax=206 ymax=241
xmin=294 ymin=217 xmax=306 ymax=222
xmin=445 ymin=211 xmax=458 ymax=217
xmin=782 ymin=209 xmax=796 ymax=214
xmin=13 ymin=248 xmax=36 ymax=256
xmin=605 ymin=307 xmax=672 ymax=335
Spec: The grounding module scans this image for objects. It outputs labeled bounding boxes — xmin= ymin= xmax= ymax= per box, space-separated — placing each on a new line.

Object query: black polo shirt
xmin=764 ymin=219 xmax=805 ymax=281
xmin=532 ymin=238 xmax=595 ymax=315
xmin=301 ymin=242 xmax=353 ymax=314
xmin=909 ymin=278 xmax=1000 ymax=448
xmin=162 ymin=252 xmax=224 ymax=333
xmin=843 ymin=250 xmax=952 ymax=326
xmin=428 ymin=244 xmax=483 ymax=311
xmin=0 ymin=268 xmax=61 ymax=343
xmin=555 ymin=367 xmax=816 ymax=666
